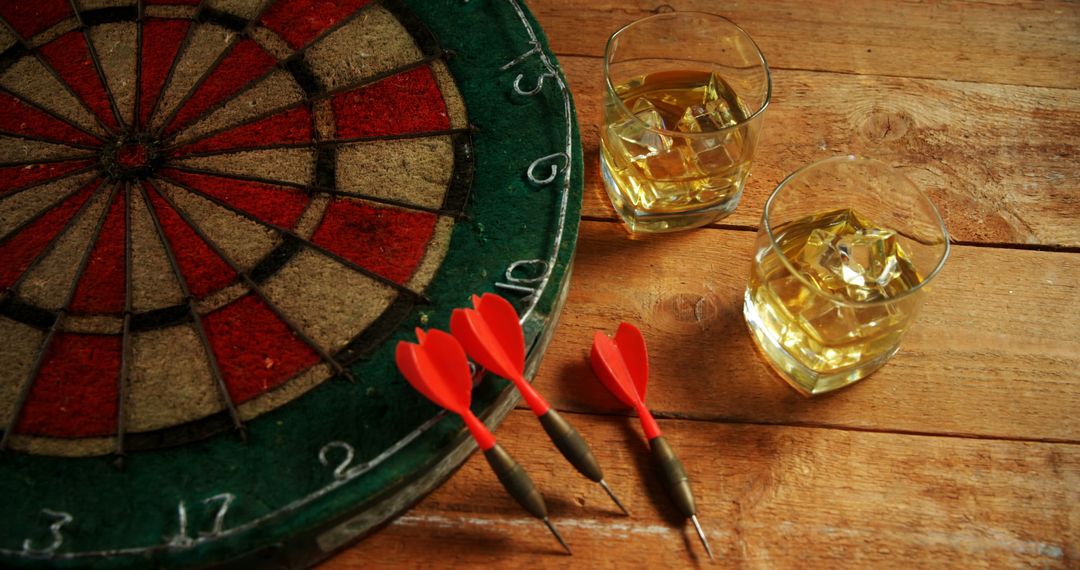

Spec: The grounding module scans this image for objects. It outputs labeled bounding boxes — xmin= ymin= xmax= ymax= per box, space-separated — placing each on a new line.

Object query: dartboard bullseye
xmin=0 ymin=0 xmax=471 ymax=456
xmin=0 ymin=0 xmax=582 ymax=567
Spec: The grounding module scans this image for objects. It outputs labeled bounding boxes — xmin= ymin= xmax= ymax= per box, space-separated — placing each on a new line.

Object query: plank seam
xmin=554 ymin=52 xmax=1080 ymax=91
xmin=526 ymin=407 xmax=1080 ymax=446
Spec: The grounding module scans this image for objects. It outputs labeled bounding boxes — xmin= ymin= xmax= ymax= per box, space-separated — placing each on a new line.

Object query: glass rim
xmin=761 ymin=155 xmax=952 ymax=308
xmin=603 ymin=11 xmax=772 ymax=138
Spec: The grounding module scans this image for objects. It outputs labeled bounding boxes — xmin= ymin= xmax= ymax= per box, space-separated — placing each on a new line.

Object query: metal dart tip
xmin=690 ymin=514 xmax=714 ymax=561
xmin=543 ymin=517 xmax=572 ymax=555
xmin=599 ymin=479 xmax=630 ymax=516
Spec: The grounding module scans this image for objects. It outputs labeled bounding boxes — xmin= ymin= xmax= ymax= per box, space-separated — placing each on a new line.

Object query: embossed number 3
xmin=22 ymin=509 xmax=73 ymax=556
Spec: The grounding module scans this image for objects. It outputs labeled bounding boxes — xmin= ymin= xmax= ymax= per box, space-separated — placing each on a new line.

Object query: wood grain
xmin=525 ymin=221 xmax=1080 ymax=442
xmin=325 ymin=409 xmax=1079 ymax=568
xmin=561 ymin=56 xmax=1080 ymax=248
xmin=321 ymin=1 xmax=1080 ymax=567
xmin=529 ymin=0 xmax=1080 ymax=89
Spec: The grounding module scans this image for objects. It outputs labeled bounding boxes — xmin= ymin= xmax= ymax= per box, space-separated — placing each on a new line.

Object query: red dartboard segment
xmin=0 ymin=0 xmax=475 ymax=461
xmin=39 ymin=31 xmax=120 ymax=132
xmin=69 ymin=191 xmax=126 ymax=314
xmin=15 ymin=332 xmax=121 ymax=438
xmin=0 ymin=160 xmax=96 ymax=194
xmin=259 ymin=0 xmax=375 ymax=50
xmin=142 ymin=181 xmax=237 ymax=298
xmin=170 ymin=105 xmax=314 ymax=156
xmin=0 ymin=0 xmax=72 ymax=40
xmin=0 ymin=92 xmax=100 ymax=147
xmin=138 ymin=19 xmax=191 ymax=130
xmin=0 ymin=179 xmax=100 ymax=289
xmin=203 ymin=294 xmax=321 ymax=404
xmin=312 ymin=198 xmax=437 ymax=284
xmin=333 ymin=65 xmax=451 ymax=138
xmin=164 ymin=39 xmax=278 ymax=136
xmin=0 ymin=0 xmax=583 ymax=562
xmin=159 ymin=168 xmax=311 ymax=229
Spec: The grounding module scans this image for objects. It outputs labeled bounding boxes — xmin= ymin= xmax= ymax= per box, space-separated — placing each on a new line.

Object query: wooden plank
xmin=529 ymin=0 xmax=1080 ymax=89
xmin=525 ymin=221 xmax=1080 ymax=442
xmin=561 ymin=56 xmax=1080 ymax=248
xmin=324 ymin=409 xmax=1079 ymax=567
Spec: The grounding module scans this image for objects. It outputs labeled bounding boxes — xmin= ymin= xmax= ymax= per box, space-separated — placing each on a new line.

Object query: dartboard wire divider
xmin=0 ymin=0 xmax=477 ymax=458
xmin=0 ymin=0 xmax=581 ymax=565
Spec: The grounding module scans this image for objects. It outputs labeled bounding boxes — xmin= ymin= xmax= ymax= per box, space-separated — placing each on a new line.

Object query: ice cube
xmin=675 ymin=104 xmax=709 ymax=133
xmin=607 ymin=98 xmax=674 ymax=163
xmin=693 ymin=135 xmax=747 ymax=174
xmin=798 ymin=302 xmax=864 ymax=346
xmin=801 ymin=223 xmax=903 ymax=302
xmin=801 ymin=228 xmax=848 ymax=294
xmin=630 ymin=98 xmax=672 ymax=137
xmin=639 ymin=146 xmax=689 ymax=180
xmin=674 ymin=75 xmax=744 ymax=134
xmin=675 ymin=101 xmax=739 ymax=134
xmin=706 ymin=72 xmax=750 ymax=121
xmin=680 ymin=119 xmax=752 ymax=177
xmin=835 ymin=228 xmax=901 ymax=290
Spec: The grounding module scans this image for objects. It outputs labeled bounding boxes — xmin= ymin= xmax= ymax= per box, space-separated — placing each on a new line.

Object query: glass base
xmin=600 ymin=158 xmax=740 ymax=233
xmin=742 ymin=288 xmax=898 ymax=396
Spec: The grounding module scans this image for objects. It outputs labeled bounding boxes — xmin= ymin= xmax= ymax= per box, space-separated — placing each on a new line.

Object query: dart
xmin=590 ymin=323 xmax=714 ymax=561
xmin=395 ymin=328 xmax=571 ymax=554
xmin=450 ymin=293 xmax=630 ymax=516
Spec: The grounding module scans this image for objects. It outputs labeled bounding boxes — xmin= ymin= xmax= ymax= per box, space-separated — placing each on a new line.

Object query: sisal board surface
xmin=0 ymin=0 xmax=583 ymax=566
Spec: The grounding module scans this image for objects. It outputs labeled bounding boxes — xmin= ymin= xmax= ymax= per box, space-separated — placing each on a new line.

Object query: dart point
xmin=543 ymin=517 xmax=572 ymax=555
xmin=691 ymin=514 xmax=714 ymax=561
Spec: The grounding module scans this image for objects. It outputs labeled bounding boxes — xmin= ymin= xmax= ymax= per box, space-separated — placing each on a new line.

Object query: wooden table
xmin=326 ymin=1 xmax=1080 ymax=566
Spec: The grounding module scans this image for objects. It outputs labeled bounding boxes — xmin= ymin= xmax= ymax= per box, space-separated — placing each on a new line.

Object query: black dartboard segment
xmin=0 ymin=0 xmax=583 ymax=567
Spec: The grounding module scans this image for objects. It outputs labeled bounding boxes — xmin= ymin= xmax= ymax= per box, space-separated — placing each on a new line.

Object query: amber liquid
xmin=744 ymin=208 xmax=927 ymax=394
xmin=600 ymin=70 xmax=758 ymax=232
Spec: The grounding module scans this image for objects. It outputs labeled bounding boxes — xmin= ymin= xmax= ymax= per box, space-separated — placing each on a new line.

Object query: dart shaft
xmin=649 ymin=435 xmax=697 ymax=517
xmin=483 ymin=444 xmax=573 ymax=554
xmin=539 ymin=410 xmax=630 ymax=515
xmin=483 ymin=443 xmax=548 ymax=520
xmin=538 ymin=408 xmax=603 ymax=482
xmin=636 ymin=404 xmax=662 ymax=441
xmin=461 ymin=412 xmax=496 ymax=451
xmin=508 ymin=374 xmax=551 ymax=416
xmin=651 ymin=432 xmax=713 ymax=559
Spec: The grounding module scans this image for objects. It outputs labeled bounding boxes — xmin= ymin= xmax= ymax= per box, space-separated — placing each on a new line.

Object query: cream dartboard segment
xmin=0 ymin=0 xmax=582 ymax=567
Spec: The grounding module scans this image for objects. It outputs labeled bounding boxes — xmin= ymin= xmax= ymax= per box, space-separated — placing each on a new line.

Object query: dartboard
xmin=0 ymin=0 xmax=582 ymax=567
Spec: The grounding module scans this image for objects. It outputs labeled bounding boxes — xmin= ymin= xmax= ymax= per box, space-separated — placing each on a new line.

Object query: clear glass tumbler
xmin=601 ymin=12 xmax=771 ymax=233
xmin=744 ymin=156 xmax=950 ymax=395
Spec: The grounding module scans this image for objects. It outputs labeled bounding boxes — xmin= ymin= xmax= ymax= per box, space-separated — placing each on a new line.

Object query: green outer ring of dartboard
xmin=0 ymin=0 xmax=584 ymax=567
